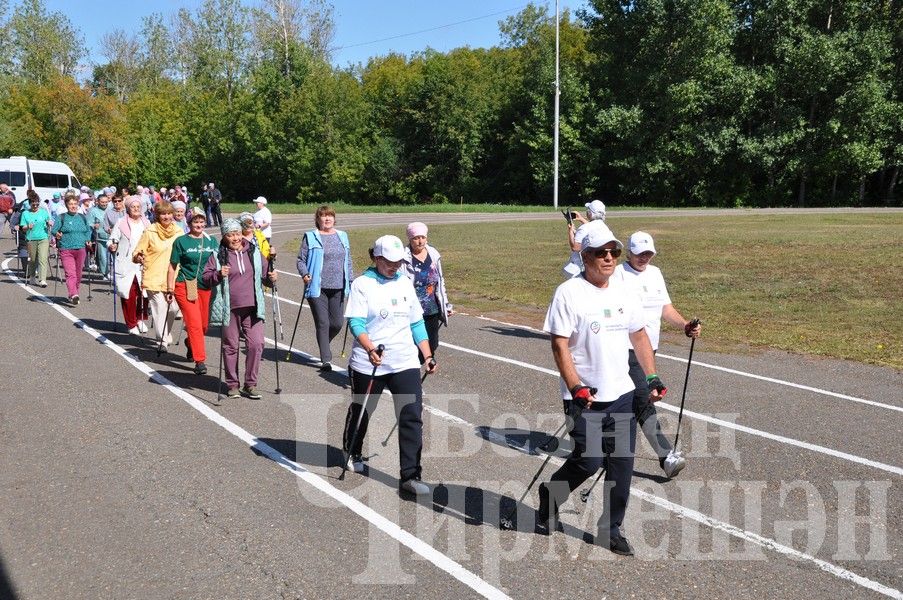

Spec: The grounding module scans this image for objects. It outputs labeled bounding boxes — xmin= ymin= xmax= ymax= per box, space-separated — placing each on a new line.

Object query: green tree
xmin=8 ymin=0 xmax=83 ymax=83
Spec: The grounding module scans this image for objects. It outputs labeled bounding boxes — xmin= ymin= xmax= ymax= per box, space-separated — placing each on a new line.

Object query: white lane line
xmin=271 ymin=288 xmax=897 ymax=415
xmin=268 ymin=328 xmax=903 ymax=599
xmin=656 ymin=352 xmax=902 ymax=413
xmin=463 ymin=315 xmax=900 ymax=413
xmin=440 ymin=342 xmax=903 ymax=477
xmin=2 ymin=261 xmax=511 ymax=600
xmin=632 ymin=490 xmax=903 ymax=600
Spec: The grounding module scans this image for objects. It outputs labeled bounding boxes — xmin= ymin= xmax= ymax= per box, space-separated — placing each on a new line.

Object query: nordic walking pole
xmin=268 ymin=253 xmax=282 ymax=394
xmin=111 ymin=251 xmax=118 ymax=330
xmin=380 ymin=356 xmax=436 ymax=447
xmin=340 ymin=322 xmax=350 ymax=358
xmin=498 ymin=419 xmax=568 ymax=529
xmin=579 ymin=467 xmax=607 ymax=503
xmin=673 ymin=318 xmax=700 ymax=451
xmin=53 ymin=247 xmax=61 ymax=298
xmin=215 ymin=246 xmax=228 ymax=405
xmin=339 ymin=345 xmax=384 ymax=481
xmin=284 ymin=295 xmax=304 ymax=360
xmin=157 ymin=294 xmax=172 ymax=356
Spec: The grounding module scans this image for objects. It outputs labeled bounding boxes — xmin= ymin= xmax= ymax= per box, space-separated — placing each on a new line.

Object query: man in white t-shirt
xmin=612 ymin=231 xmax=701 ymax=479
xmin=540 ymin=220 xmax=665 ymax=556
xmin=253 ymin=196 xmax=272 ymax=243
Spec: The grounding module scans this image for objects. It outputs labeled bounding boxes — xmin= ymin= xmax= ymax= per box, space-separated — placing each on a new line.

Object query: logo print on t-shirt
xmin=590 ymin=321 xmax=600 ymax=334
xmin=380 ymin=309 xmax=389 ymax=319
xmin=391 ymin=298 xmax=397 ymax=306
xmin=604 ymin=309 xmax=611 ymax=318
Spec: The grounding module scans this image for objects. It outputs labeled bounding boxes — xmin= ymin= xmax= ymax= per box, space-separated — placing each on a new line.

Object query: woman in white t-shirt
xmin=252 ymin=196 xmax=272 ymax=243
xmin=342 ymin=235 xmax=438 ymax=496
xmin=612 ymin=231 xmax=701 ymax=479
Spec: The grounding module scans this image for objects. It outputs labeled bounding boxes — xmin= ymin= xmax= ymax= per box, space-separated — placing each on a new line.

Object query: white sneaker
xmin=137 ymin=321 xmax=148 ymax=333
xmin=662 ymin=450 xmax=687 ymax=478
xmin=128 ymin=326 xmax=140 ymax=335
xmin=347 ymin=455 xmax=365 ymax=474
xmin=400 ymin=478 xmax=430 ymax=496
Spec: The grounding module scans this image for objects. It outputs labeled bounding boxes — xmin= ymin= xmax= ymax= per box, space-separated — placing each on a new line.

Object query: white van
xmin=0 ymin=156 xmax=82 ymax=204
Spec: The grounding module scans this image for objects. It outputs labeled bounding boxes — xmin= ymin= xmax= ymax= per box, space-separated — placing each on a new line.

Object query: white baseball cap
xmin=628 ymin=231 xmax=656 ymax=256
xmin=372 ymin=234 xmax=405 ymax=262
xmin=254 ymin=196 xmax=267 ymax=205
xmin=580 ymin=220 xmax=622 ymax=251
xmin=585 ymin=199 xmax=606 ymax=220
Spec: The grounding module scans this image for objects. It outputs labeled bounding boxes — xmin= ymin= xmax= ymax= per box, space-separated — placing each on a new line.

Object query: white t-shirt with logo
xmin=612 ymin=263 xmax=671 ymax=350
xmin=544 ymin=276 xmax=645 ymax=402
xmin=345 ymin=271 xmax=424 ymax=376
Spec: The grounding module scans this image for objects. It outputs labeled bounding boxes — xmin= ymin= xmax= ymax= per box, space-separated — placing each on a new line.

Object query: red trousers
xmin=121 ymin=279 xmax=149 ymax=329
xmin=173 ymin=281 xmax=211 ymax=363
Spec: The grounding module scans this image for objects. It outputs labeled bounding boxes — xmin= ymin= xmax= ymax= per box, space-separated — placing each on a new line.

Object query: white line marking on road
xmin=440 ymin=342 xmax=903 ymax=477
xmin=266 ymin=321 xmax=903 ymax=599
xmin=462 ymin=315 xmax=899 ymax=413
xmin=632 ymin=490 xmax=903 ymax=600
xmin=2 ymin=261 xmax=511 ymax=600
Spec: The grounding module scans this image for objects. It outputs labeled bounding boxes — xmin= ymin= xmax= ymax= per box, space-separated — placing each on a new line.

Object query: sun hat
xmin=254 ymin=196 xmax=267 ymax=205
xmin=580 ymin=220 xmax=622 ymax=252
xmin=628 ymin=231 xmax=656 ymax=256
xmin=585 ymin=200 xmax=606 ymax=220
xmin=372 ymin=234 xmax=405 ymax=262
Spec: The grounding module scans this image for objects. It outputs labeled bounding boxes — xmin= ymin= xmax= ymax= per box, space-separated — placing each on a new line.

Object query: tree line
xmin=0 ymin=0 xmax=899 ymax=207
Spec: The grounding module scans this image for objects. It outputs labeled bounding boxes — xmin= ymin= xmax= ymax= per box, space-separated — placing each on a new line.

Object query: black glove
xmin=646 ymin=375 xmax=667 ymax=398
xmin=684 ymin=318 xmax=701 ymax=337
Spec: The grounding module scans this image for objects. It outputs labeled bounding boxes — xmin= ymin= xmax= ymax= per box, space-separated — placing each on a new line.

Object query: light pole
xmin=553 ymin=0 xmax=560 ymax=210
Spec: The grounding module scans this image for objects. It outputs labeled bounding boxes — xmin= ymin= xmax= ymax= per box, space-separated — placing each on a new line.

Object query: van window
xmin=33 ymin=172 xmax=70 ymax=188
xmin=0 ymin=171 xmax=27 ymax=187
xmin=70 ymin=175 xmax=81 ymax=189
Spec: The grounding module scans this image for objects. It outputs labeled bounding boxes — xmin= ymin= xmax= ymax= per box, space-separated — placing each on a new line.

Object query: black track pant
xmin=343 ymin=367 xmax=423 ymax=482
xmin=417 ymin=312 xmax=441 ymax=363
xmin=547 ymin=390 xmax=636 ymax=542
xmin=628 ymin=350 xmax=673 ymax=460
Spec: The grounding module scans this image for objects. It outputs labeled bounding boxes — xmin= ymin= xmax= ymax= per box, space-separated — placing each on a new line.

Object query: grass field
xmin=218 ymin=202 xmax=680 ymax=215
xmin=286 ymin=213 xmax=903 ymax=370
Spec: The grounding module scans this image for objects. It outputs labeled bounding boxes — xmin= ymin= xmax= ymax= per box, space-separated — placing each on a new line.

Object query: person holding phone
xmin=563 ymin=200 xmax=606 ymax=277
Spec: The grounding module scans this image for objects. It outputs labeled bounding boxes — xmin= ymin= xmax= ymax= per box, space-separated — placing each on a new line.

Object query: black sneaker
xmin=608 ymin=534 xmax=634 ymax=556
xmin=319 ymin=361 xmax=332 ymax=372
xmin=535 ymin=482 xmax=560 ymax=535
xmin=71 ymin=295 xmax=79 ymax=306
xmin=193 ymin=362 xmax=207 ymax=375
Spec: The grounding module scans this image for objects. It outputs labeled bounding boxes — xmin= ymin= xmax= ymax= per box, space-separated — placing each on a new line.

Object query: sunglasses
xmin=587 ymin=247 xmax=622 ymax=259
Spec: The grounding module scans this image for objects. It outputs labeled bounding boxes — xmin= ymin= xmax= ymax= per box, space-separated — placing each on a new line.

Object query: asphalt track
xmin=0 ymin=211 xmax=900 ymax=600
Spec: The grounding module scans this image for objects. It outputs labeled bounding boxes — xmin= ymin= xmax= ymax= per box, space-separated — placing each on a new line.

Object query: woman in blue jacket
xmin=296 ymin=205 xmax=353 ymax=371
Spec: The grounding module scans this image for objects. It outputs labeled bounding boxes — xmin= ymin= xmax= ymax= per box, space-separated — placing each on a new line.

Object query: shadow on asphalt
xmin=0 ymin=551 xmax=19 ymax=600
xmin=474 ymin=425 xmax=574 ymax=457
xmin=252 ymin=437 xmax=591 ymax=544
xmin=478 ymin=325 xmax=548 ymax=340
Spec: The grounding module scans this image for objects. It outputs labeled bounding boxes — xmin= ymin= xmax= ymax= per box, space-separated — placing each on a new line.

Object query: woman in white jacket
xmin=108 ymin=197 xmax=150 ymax=335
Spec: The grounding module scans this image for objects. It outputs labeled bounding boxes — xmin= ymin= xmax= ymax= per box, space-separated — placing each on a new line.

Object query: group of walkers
xmin=1 ymin=186 xmax=702 ymax=557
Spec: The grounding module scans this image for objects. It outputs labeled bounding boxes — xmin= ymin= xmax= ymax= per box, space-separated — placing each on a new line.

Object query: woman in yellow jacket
xmin=133 ymin=202 xmax=184 ymax=348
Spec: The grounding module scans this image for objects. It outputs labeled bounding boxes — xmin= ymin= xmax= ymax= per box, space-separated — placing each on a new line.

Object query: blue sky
xmin=43 ymin=0 xmax=587 ymax=70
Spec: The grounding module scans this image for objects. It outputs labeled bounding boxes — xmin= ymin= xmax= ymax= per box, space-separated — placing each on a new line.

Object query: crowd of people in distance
xmin=1 ymin=183 xmax=705 ymax=556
